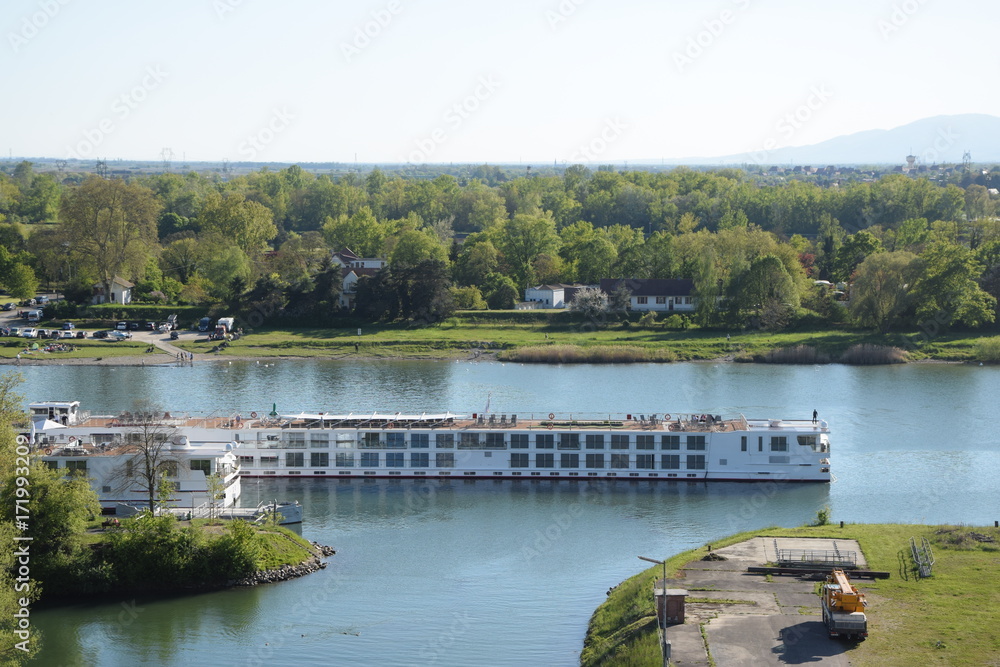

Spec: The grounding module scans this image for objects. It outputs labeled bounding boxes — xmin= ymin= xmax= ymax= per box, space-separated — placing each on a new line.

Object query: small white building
xmin=525 ymin=284 xmax=566 ymax=308
xmin=91 ymin=276 xmax=134 ymax=305
xmin=523 ymin=284 xmax=586 ymax=309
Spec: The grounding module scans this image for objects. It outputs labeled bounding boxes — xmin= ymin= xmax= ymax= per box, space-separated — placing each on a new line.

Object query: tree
xmin=910 ymin=242 xmax=996 ymax=330
xmin=450 ymin=285 xmax=487 ymax=310
xmin=453 ymin=239 xmax=499 ymax=287
xmin=107 ymin=405 xmax=182 ymax=513
xmin=3 ymin=263 xmax=39 ymax=300
xmin=482 ymin=273 xmax=518 ymax=310
xmin=321 ymin=206 xmax=385 ymax=258
xmin=569 ymin=286 xmax=608 ymax=320
xmin=849 ymin=251 xmax=918 ymax=333
xmin=197 ymin=191 xmax=276 ymax=254
xmin=389 ymin=229 xmax=448 ymax=268
xmin=734 ymin=255 xmax=798 ymax=329
xmin=60 ymin=177 xmax=161 ymax=303
xmin=831 ymin=230 xmax=884 ymax=283
xmin=491 ymin=213 xmax=560 ymax=289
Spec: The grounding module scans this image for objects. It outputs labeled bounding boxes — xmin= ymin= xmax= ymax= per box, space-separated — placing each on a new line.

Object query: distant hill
xmin=660 ymin=114 xmax=1000 ymax=166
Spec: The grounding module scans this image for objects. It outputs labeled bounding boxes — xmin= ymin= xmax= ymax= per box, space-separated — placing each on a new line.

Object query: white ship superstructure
xmin=30 ymin=401 xmax=241 ymax=511
xmin=30 ymin=404 xmax=831 ymax=484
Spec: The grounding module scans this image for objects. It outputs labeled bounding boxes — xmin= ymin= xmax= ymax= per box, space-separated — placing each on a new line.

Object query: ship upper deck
xmin=62 ymin=411 xmax=828 ymax=434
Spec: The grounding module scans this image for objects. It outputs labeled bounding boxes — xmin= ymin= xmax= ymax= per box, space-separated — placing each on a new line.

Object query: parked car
xmin=74 ymin=331 xmax=85 ymax=339
xmin=158 ymin=322 xmax=172 ymax=332
xmin=62 ymin=322 xmax=74 ymax=330
xmin=20 ymin=328 xmax=37 ymax=338
xmin=115 ymin=322 xmax=127 ymax=330
xmin=8 ymin=327 xmax=20 ymax=337
xmin=48 ymin=331 xmax=61 ymax=340
xmin=169 ymin=330 xmax=179 ymax=340
xmin=145 ymin=321 xmax=156 ymax=331
xmin=108 ymin=330 xmax=132 ymax=341
xmin=60 ymin=331 xmax=75 ymax=339
xmin=92 ymin=330 xmax=110 ymax=339
xmin=36 ymin=296 xmax=50 ymax=305
xmin=128 ymin=322 xmax=140 ymax=331
xmin=1 ymin=303 xmax=14 ymax=311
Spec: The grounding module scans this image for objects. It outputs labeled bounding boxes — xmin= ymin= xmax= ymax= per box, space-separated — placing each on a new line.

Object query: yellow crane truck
xmin=821 ymin=569 xmax=868 ymax=640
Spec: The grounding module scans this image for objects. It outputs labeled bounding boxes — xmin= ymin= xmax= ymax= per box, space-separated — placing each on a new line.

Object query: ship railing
xmin=456 ymin=443 xmax=508 ymax=450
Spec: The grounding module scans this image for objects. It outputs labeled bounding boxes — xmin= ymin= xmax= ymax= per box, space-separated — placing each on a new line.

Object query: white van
xmin=26 ymin=310 xmax=42 ymax=323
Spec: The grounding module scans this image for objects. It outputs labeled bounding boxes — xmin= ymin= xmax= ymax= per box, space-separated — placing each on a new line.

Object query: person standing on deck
xmin=812 ymin=409 xmax=818 ymax=423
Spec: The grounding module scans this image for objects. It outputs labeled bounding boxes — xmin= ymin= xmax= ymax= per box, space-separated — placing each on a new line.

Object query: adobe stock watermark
xmin=11 ymin=435 xmax=32 ymax=654
xmin=748 ymin=84 xmax=834 ymax=165
xmin=545 ymin=0 xmax=586 ymax=30
xmin=213 ymin=0 xmax=245 ymax=20
xmin=341 ymin=0 xmax=403 ymax=62
xmin=238 ymin=107 xmax=295 ymax=160
xmin=64 ymin=65 xmax=169 ymax=160
xmin=877 ymin=0 xmax=929 ymax=40
xmin=400 ymin=76 xmax=501 ymax=163
xmin=673 ymin=0 xmax=752 ymax=73
xmin=568 ymin=117 xmax=628 ymax=163
xmin=8 ymin=0 xmax=72 ymax=53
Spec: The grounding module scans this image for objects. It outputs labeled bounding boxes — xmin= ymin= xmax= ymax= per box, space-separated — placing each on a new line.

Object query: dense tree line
xmin=1 ymin=160 xmax=999 ymax=332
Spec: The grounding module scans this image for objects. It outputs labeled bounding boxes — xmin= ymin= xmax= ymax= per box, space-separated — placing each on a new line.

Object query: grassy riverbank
xmin=10 ymin=310 xmax=1000 ymax=363
xmin=170 ymin=311 xmax=999 ymax=363
xmin=582 ymin=523 xmax=1000 ymax=667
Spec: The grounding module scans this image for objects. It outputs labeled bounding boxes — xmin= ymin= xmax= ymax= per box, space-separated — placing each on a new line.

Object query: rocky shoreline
xmin=231 ymin=541 xmax=336 ymax=587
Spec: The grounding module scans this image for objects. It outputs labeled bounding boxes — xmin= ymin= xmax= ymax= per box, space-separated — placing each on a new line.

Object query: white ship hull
xmin=30 ymin=406 xmax=832 ymax=486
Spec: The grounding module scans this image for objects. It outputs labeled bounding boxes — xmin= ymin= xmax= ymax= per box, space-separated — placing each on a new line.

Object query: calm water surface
xmin=23 ymin=360 xmax=1000 ymax=666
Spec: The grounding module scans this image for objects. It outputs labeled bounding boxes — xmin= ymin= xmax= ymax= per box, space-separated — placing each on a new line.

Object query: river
xmin=21 ymin=360 xmax=1000 ymax=666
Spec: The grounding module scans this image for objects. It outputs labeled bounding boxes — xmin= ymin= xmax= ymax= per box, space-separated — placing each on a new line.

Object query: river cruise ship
xmin=29 ymin=402 xmax=832 ymax=483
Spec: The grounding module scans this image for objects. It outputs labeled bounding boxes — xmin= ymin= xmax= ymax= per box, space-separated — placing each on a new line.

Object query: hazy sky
xmin=3 ymin=0 xmax=996 ymax=164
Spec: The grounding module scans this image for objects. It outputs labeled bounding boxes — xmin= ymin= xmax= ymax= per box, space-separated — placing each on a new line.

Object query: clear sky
xmin=2 ymin=0 xmax=996 ymax=164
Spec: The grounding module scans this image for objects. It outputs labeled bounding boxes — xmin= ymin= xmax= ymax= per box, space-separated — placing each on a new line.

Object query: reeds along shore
xmin=739 ymin=343 xmax=908 ymax=365
xmin=498 ymin=344 xmax=678 ymax=364
xmin=501 ymin=343 xmax=911 ymax=365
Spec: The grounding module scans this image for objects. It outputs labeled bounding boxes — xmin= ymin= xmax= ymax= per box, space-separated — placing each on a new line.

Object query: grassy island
xmin=583 ymin=523 xmax=1000 ymax=667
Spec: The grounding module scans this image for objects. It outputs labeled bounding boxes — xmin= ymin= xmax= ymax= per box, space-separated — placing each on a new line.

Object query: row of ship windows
xmin=240 ymin=453 xmax=711 ymax=470
xmin=254 ymin=434 xmax=799 ymax=452
xmin=260 ymin=434 xmax=717 ymax=450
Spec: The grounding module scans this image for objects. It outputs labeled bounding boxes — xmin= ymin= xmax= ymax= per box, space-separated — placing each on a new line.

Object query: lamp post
xmin=638 ymin=555 xmax=670 ymax=666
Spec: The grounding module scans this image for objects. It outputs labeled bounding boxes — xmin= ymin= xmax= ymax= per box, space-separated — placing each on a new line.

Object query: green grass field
xmin=171 ymin=312 xmax=997 ymax=363
xmin=0 ymin=339 xmax=167 ymax=360
xmin=582 ymin=523 xmax=1000 ymax=667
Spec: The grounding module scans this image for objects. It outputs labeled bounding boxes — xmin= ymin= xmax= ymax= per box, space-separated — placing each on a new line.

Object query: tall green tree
xmin=849 ymin=251 xmax=918 ymax=333
xmin=492 ymin=213 xmax=560 ymax=288
xmin=910 ymin=242 xmax=996 ymax=330
xmin=60 ymin=177 xmax=161 ymax=302
xmin=197 ymin=191 xmax=276 ymax=254
xmin=831 ymin=231 xmax=884 ymax=283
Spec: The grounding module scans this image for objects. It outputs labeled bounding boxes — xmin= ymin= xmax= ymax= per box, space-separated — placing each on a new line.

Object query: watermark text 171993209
xmin=12 ymin=434 xmax=33 ymax=653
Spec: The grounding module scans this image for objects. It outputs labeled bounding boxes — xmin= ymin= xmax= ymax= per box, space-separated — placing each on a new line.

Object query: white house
xmin=91 ymin=276 xmax=134 ymax=305
xmin=600 ymin=279 xmax=696 ymax=312
xmin=333 ymin=248 xmax=387 ymax=309
xmin=523 ymin=284 xmax=587 ymax=309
